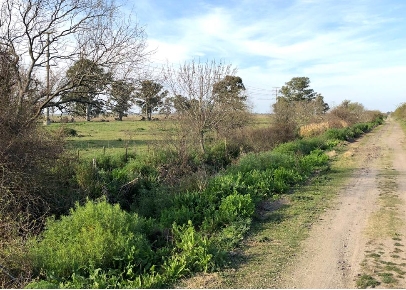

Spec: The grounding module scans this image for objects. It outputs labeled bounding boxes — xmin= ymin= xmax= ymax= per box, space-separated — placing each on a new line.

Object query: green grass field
xmin=48 ymin=119 xmax=165 ymax=158
xmin=47 ymin=114 xmax=273 ymax=158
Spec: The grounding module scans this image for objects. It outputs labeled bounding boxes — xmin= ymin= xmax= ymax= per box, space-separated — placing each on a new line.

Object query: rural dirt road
xmin=279 ymin=117 xmax=406 ymax=288
xmin=178 ymin=117 xmax=406 ymax=289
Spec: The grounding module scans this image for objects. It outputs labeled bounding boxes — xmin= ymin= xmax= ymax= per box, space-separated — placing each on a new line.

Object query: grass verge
xmin=176 ymin=138 xmax=361 ymax=288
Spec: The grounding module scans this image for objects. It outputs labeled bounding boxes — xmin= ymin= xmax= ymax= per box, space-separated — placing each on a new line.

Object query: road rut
xmin=279 ymin=117 xmax=406 ymax=288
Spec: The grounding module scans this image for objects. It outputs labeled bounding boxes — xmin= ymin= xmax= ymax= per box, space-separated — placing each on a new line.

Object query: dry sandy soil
xmin=279 ymin=117 xmax=406 ymax=288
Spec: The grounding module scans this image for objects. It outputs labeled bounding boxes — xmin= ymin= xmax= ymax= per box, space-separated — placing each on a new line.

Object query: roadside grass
xmin=176 ymin=141 xmax=358 ymax=288
xmin=356 ymin=274 xmax=380 ymax=288
xmin=175 ymin=122 xmax=385 ymax=289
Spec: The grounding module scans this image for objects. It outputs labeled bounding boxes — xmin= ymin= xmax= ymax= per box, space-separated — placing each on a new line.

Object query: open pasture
xmin=48 ymin=114 xmax=273 ymax=158
xmin=48 ymin=118 xmax=168 ymax=158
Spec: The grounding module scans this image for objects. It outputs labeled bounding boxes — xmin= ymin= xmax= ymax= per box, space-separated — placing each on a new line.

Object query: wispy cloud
xmin=127 ymin=0 xmax=406 ymax=113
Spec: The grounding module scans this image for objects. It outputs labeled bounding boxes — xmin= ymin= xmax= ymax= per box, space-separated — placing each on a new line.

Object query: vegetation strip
xmin=179 ymin=131 xmax=364 ymax=288
xmin=24 ymin=118 xmax=383 ymax=288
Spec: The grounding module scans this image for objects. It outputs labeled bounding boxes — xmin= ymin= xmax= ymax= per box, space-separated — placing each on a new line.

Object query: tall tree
xmin=273 ymin=76 xmax=329 ymax=127
xmin=135 ymin=80 xmax=168 ymax=120
xmin=279 ymin=76 xmax=316 ymax=102
xmin=0 ymin=0 xmax=149 ymax=124
xmin=62 ymin=58 xmax=110 ymax=120
xmin=108 ymin=80 xmax=135 ymax=121
xmin=212 ymin=75 xmax=247 ymax=108
xmin=163 ymin=59 xmax=250 ymax=153
xmin=212 ymin=75 xmax=250 ymax=133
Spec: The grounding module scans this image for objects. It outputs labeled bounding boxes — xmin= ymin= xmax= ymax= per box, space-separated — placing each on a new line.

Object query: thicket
xmin=393 ymin=103 xmax=406 ymax=120
xmin=23 ymin=116 xmax=383 ymax=289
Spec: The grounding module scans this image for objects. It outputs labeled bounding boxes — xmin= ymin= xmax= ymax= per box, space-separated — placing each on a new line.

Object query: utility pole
xmin=272 ymin=87 xmax=280 ymax=99
xmin=44 ymin=32 xmax=51 ymax=125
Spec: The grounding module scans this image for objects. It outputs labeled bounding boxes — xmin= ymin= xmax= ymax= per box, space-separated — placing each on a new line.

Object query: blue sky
xmin=126 ymin=0 xmax=406 ymax=113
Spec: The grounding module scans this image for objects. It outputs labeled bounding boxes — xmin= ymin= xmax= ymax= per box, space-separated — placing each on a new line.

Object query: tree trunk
xmin=86 ymin=104 xmax=91 ymax=121
xmin=199 ymin=130 xmax=205 ymax=154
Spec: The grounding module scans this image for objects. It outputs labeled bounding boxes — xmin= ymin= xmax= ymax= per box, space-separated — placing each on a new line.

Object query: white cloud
xmin=129 ymin=0 xmax=406 ymax=113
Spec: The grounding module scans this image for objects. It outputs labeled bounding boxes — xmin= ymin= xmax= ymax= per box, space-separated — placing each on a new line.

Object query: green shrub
xmin=162 ymin=221 xmax=215 ymax=282
xmin=74 ymin=161 xmax=104 ymax=199
xmin=212 ymin=218 xmax=251 ymax=250
xmin=299 ymin=149 xmax=329 ymax=175
xmin=325 ymin=128 xmax=347 ymax=140
xmin=204 ymin=142 xmax=241 ymax=170
xmin=205 ymin=173 xmax=244 ymax=202
xmin=228 ymin=151 xmax=295 ymax=174
xmin=160 ymin=205 xmax=197 ymax=228
xmin=215 ymin=193 xmax=255 ymax=226
xmin=242 ymin=169 xmax=275 ymax=201
xmin=59 ymin=127 xmax=77 ymax=137
xmin=29 ymin=199 xmax=154 ymax=280
xmin=159 ymin=191 xmax=203 ymax=227
xmin=273 ymin=137 xmax=326 ymax=155
xmin=272 ymin=167 xmax=302 ymax=193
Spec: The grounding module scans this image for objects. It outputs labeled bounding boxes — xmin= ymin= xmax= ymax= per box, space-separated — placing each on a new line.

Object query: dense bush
xmin=228 ymin=151 xmax=296 ymax=175
xmin=29 ymin=200 xmax=155 ymax=280
xmin=272 ymin=137 xmax=328 ymax=155
xmin=224 ymin=123 xmax=297 ymax=153
xmin=324 ymin=120 xmax=381 ymax=142
xmin=393 ymin=103 xmax=406 ymax=120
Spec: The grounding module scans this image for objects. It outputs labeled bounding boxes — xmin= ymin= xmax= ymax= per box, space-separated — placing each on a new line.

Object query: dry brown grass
xmin=299 ymin=118 xmax=349 ymax=137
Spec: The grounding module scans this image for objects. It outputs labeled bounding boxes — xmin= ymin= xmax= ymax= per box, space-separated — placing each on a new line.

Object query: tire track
xmin=279 ymin=118 xmax=405 ymax=288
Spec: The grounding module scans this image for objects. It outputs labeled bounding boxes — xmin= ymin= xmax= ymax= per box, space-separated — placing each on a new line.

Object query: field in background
xmin=47 ymin=114 xmax=273 ymax=158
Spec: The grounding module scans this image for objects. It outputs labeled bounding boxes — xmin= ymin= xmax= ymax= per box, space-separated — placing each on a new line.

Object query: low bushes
xmin=25 ymin=118 xmax=383 ymax=288
xmin=324 ymin=119 xmax=383 ymax=142
xmin=393 ymin=103 xmax=406 ymax=120
xmin=28 ymin=200 xmax=155 ymax=281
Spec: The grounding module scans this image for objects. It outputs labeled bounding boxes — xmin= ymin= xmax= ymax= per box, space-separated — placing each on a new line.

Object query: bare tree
xmin=0 ymin=0 xmax=150 ymax=124
xmin=162 ymin=59 xmax=249 ymax=153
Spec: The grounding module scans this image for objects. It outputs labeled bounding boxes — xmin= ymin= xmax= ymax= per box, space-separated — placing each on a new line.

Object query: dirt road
xmin=279 ymin=117 xmax=406 ymax=288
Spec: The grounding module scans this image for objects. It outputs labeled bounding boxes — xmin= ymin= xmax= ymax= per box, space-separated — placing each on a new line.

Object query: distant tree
xmin=108 ymin=80 xmax=135 ymax=121
xmin=273 ymin=76 xmax=329 ymax=128
xmin=135 ymin=80 xmax=168 ymax=120
xmin=163 ymin=59 xmax=251 ymax=153
xmin=329 ymin=100 xmax=366 ymax=125
xmin=62 ymin=58 xmax=110 ymax=121
xmin=279 ymin=76 xmax=316 ymax=101
xmin=212 ymin=75 xmax=251 ymax=134
xmin=314 ymin=94 xmax=330 ymax=114
xmin=212 ymin=75 xmax=247 ymax=108
xmin=158 ymin=97 xmax=173 ymax=118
